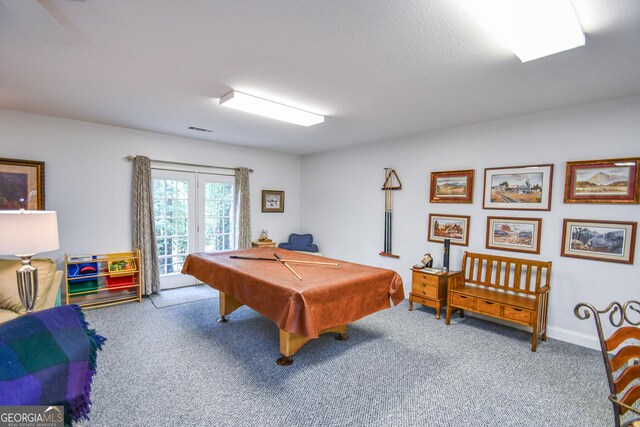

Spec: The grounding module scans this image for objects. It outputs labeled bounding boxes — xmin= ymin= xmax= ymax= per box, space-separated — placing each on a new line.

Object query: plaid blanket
xmin=0 ymin=305 xmax=106 ymax=425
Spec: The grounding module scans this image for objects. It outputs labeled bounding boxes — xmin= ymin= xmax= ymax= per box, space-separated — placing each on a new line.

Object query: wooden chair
xmin=575 ymin=300 xmax=640 ymax=427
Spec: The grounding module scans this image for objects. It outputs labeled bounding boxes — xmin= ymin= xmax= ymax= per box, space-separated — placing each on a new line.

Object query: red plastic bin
xmin=105 ymin=274 xmax=135 ymax=292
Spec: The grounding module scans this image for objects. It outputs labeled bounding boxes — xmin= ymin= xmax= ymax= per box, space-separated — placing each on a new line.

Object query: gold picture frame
xmin=430 ymin=169 xmax=474 ymax=203
xmin=262 ymin=190 xmax=285 ymax=213
xmin=0 ymin=158 xmax=45 ymax=210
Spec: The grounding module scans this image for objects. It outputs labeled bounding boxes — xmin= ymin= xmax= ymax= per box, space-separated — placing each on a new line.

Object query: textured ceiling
xmin=1 ymin=0 xmax=639 ymax=155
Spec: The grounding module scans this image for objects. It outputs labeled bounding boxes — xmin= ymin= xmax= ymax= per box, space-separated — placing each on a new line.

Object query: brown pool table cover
xmin=181 ymin=248 xmax=404 ymax=338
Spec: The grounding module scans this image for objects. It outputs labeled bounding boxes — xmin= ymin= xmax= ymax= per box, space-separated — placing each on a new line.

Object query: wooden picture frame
xmin=561 ymin=219 xmax=636 ymax=264
xmin=261 ymin=190 xmax=284 ymax=213
xmin=486 ymin=216 xmax=542 ymax=254
xmin=430 ymin=169 xmax=474 ymax=203
xmin=483 ymin=164 xmax=553 ymax=211
xmin=0 ymin=158 xmax=45 ymax=210
xmin=564 ymin=157 xmax=640 ymax=204
xmin=428 ymin=213 xmax=470 ymax=246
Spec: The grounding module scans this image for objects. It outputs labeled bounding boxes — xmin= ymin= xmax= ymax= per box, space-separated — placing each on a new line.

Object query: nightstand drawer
xmin=503 ymin=306 xmax=532 ymax=324
xmin=412 ymin=271 xmax=439 ymax=286
xmin=411 ymin=282 xmax=438 ymax=299
xmin=476 ymin=299 xmax=501 ymax=316
xmin=451 ymin=293 xmax=476 ymax=310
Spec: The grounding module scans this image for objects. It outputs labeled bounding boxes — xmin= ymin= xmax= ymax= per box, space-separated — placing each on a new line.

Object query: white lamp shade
xmin=0 ymin=210 xmax=59 ymax=256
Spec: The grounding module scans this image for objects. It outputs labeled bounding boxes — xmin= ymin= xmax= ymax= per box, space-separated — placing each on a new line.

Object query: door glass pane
xmin=153 ymin=177 xmax=191 ymax=275
xmin=204 ymin=182 xmax=234 ymax=251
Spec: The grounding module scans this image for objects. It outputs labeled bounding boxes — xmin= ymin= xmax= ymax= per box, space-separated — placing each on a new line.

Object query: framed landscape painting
xmin=561 ymin=219 xmax=636 ymax=264
xmin=486 ymin=216 xmax=542 ymax=254
xmin=483 ymin=164 xmax=553 ymax=211
xmin=430 ymin=169 xmax=474 ymax=203
xmin=564 ymin=157 xmax=640 ymax=204
xmin=428 ymin=214 xmax=470 ymax=246
xmin=262 ymin=190 xmax=284 ymax=213
xmin=0 ymin=158 xmax=44 ymax=210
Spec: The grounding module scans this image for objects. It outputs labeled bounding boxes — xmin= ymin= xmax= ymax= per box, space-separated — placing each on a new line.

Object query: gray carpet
xmin=149 ymin=284 xmax=217 ymax=308
xmin=79 ymin=296 xmax=617 ymax=427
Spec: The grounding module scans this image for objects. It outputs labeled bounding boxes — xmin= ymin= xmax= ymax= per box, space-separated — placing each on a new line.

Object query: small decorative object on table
xmin=258 ymin=229 xmax=270 ymax=242
xmin=413 ymin=253 xmax=433 ymax=269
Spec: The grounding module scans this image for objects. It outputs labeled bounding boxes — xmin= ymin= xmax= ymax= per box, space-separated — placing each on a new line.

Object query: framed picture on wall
xmin=0 ymin=158 xmax=45 ymax=210
xmin=486 ymin=216 xmax=542 ymax=254
xmin=262 ymin=190 xmax=285 ymax=213
xmin=561 ymin=219 xmax=636 ymax=264
xmin=483 ymin=164 xmax=553 ymax=211
xmin=564 ymin=157 xmax=640 ymax=204
xmin=429 ymin=169 xmax=474 ymax=203
xmin=428 ymin=213 xmax=470 ymax=246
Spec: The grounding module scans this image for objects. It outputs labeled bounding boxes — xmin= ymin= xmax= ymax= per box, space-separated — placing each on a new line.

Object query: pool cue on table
xmin=274 ymin=253 xmax=303 ymax=281
xmin=229 ymin=255 xmax=338 ymax=266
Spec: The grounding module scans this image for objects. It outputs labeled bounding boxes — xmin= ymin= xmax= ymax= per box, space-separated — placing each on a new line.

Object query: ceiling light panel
xmin=219 ymin=91 xmax=325 ymax=127
xmin=458 ymin=0 xmax=585 ymax=62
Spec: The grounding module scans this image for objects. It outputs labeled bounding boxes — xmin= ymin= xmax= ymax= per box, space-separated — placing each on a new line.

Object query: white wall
xmin=0 ymin=109 xmax=302 ymax=264
xmin=301 ymin=95 xmax=640 ymax=349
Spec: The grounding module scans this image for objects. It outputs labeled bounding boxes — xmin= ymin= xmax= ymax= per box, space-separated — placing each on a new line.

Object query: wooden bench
xmin=445 ymin=251 xmax=552 ymax=352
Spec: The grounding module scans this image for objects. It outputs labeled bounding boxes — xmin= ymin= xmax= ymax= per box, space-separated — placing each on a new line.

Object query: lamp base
xmin=16 ymin=255 xmax=38 ymax=312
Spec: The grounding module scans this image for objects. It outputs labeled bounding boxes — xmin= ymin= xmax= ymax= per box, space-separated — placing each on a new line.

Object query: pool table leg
xmin=217 ymin=292 xmax=244 ymax=323
xmin=278 ymin=324 xmax=347 ymax=366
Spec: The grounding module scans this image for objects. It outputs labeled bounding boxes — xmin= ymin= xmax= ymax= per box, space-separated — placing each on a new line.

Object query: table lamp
xmin=0 ymin=210 xmax=59 ymax=312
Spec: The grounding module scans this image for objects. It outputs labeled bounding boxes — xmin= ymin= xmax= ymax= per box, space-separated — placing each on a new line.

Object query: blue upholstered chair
xmin=278 ymin=234 xmax=319 ymax=253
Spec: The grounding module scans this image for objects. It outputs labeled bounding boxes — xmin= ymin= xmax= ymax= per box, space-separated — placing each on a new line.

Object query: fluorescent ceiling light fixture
xmin=219 ymin=91 xmax=324 ymax=127
xmin=458 ymin=0 xmax=585 ymax=62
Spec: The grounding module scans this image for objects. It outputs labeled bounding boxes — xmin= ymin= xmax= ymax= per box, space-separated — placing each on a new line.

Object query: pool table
xmin=181 ymin=248 xmax=404 ymax=365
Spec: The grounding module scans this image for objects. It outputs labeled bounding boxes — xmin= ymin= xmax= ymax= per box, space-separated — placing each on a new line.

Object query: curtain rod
xmin=126 ymin=156 xmax=253 ymax=172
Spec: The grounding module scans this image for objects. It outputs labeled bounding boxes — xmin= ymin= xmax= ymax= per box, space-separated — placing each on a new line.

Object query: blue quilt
xmin=0 ymin=305 xmax=106 ymax=425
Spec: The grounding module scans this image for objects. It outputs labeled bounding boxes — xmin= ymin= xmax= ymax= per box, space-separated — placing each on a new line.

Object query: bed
xmin=181 ymin=248 xmax=404 ymax=365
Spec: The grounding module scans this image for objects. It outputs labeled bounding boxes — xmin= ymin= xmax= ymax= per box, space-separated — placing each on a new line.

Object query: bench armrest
xmin=536 ymin=285 xmax=550 ymax=294
xmin=447 ymin=272 xmax=465 ymax=290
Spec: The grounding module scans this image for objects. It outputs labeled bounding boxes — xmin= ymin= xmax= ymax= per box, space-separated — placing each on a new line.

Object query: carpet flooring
xmin=79 ymin=295 xmax=617 ymax=427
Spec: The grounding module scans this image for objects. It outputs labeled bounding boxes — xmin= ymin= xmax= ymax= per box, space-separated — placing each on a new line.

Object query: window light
xmin=458 ymin=0 xmax=585 ymax=62
xmin=219 ymin=91 xmax=325 ymax=127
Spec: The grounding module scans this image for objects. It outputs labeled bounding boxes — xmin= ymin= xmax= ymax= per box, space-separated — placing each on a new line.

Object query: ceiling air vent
xmin=188 ymin=126 xmax=214 ymax=133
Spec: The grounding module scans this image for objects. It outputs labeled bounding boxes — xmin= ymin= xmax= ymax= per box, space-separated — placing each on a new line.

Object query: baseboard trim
xmin=546 ymin=326 xmax=599 ymax=350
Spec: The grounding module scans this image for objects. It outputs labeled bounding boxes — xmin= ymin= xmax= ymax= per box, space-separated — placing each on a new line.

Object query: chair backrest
xmin=575 ymin=300 xmax=640 ymax=427
xmin=278 ymin=234 xmax=319 ymax=252
xmin=461 ymin=252 xmax=552 ymax=294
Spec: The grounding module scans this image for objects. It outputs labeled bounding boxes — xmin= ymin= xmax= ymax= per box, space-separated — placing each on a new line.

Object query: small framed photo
xmin=483 ymin=164 xmax=553 ymax=211
xmin=428 ymin=214 xmax=470 ymax=246
xmin=561 ymin=219 xmax=636 ymax=264
xmin=0 ymin=158 xmax=45 ymax=210
xmin=564 ymin=158 xmax=640 ymax=204
xmin=261 ymin=190 xmax=284 ymax=213
xmin=430 ymin=169 xmax=474 ymax=203
xmin=486 ymin=216 xmax=542 ymax=254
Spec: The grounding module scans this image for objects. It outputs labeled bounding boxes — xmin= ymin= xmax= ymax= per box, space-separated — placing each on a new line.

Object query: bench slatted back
xmin=461 ymin=252 xmax=551 ymax=295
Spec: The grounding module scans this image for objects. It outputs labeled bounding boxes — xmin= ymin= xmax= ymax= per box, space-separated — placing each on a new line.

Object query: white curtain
xmin=133 ymin=156 xmax=161 ymax=295
xmin=234 ymin=167 xmax=251 ymax=249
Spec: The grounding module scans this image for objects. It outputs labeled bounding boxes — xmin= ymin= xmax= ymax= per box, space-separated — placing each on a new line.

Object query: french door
xmin=152 ymin=169 xmax=234 ymax=289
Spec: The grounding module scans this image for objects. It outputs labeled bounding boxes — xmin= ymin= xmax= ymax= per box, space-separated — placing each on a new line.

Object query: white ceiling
xmin=1 ymin=0 xmax=639 ymax=155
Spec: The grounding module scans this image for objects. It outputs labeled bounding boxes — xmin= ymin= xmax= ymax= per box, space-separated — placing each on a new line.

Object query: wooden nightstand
xmin=252 ymin=240 xmax=277 ymax=248
xmin=409 ymin=268 xmax=454 ymax=319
